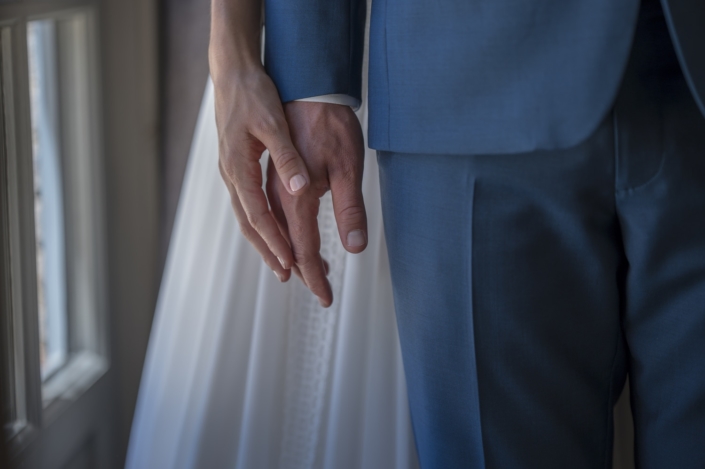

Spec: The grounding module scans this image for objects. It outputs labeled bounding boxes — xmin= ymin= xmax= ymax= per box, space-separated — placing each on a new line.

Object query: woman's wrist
xmin=209 ymin=0 xmax=263 ymax=81
xmin=209 ymin=45 xmax=262 ymax=88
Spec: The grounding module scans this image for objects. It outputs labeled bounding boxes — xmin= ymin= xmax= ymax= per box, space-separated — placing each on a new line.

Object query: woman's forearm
xmin=209 ymin=0 xmax=264 ymax=81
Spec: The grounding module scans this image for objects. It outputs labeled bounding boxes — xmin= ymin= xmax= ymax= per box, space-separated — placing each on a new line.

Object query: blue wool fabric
xmin=264 ymin=0 xmax=705 ymax=155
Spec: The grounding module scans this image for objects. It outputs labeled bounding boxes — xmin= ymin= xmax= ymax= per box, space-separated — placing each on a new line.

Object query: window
xmin=1 ymin=7 xmax=107 ymax=449
xmin=28 ymin=18 xmax=69 ymax=381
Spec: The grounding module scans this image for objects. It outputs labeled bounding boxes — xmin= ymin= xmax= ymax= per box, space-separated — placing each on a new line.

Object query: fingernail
xmin=289 ymin=174 xmax=307 ymax=192
xmin=346 ymin=230 xmax=366 ymax=247
xmin=277 ymin=256 xmax=286 ymax=269
xmin=318 ymin=297 xmax=327 ymax=307
xmin=274 ymin=270 xmax=283 ymax=282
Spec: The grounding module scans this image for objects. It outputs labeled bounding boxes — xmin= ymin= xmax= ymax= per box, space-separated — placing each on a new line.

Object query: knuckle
xmin=345 ymin=166 xmax=360 ymax=183
xmin=295 ymin=253 xmax=318 ymax=271
xmin=237 ymin=222 xmax=254 ymax=240
xmin=220 ymin=154 xmax=240 ymax=180
xmin=246 ymin=211 xmax=264 ymax=230
xmin=337 ymin=204 xmax=365 ymax=224
xmin=273 ymin=150 xmax=301 ymax=175
xmin=331 ymin=161 xmax=361 ymax=186
xmin=336 ymin=165 xmax=358 ymax=185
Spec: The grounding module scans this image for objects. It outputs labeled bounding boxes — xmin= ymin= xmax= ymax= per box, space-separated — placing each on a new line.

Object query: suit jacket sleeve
xmin=264 ymin=0 xmax=366 ymax=103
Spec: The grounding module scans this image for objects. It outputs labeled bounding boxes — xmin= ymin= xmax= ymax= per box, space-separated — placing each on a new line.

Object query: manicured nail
xmin=289 ymin=174 xmax=307 ymax=192
xmin=277 ymin=256 xmax=286 ymax=269
xmin=346 ymin=229 xmax=366 ymax=247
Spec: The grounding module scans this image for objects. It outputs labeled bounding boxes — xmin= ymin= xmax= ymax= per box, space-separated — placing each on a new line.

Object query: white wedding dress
xmin=125 ymin=69 xmax=420 ymax=468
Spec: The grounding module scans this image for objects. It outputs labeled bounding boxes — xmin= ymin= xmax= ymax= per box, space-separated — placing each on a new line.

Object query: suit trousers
xmin=377 ymin=5 xmax=705 ymax=468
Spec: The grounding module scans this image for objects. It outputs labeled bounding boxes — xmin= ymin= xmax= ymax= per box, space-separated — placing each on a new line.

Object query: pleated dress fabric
xmin=124 ymin=75 xmax=419 ymax=469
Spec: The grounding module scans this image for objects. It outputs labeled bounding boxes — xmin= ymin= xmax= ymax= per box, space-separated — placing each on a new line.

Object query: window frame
xmin=1 ymin=1 xmax=109 ymax=454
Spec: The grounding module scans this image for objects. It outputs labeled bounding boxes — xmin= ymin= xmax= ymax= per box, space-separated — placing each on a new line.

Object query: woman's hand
xmin=210 ymin=0 xmax=311 ymax=282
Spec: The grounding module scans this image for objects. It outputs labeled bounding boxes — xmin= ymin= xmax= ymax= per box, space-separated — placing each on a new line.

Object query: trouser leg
xmin=614 ymin=15 xmax=705 ymax=467
xmin=378 ymin=121 xmax=626 ymax=468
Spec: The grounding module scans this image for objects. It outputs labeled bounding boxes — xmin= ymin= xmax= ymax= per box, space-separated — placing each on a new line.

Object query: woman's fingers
xmin=221 ymin=146 xmax=296 ymax=268
xmin=212 ymin=67 xmax=309 ymax=278
xmin=219 ymin=160 xmax=291 ymax=282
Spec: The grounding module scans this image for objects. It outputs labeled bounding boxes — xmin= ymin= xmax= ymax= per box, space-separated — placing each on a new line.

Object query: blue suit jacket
xmin=264 ymin=0 xmax=705 ymax=155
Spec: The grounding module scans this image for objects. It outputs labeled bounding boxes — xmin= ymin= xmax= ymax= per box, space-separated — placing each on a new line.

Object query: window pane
xmin=27 ymin=20 xmax=68 ymax=381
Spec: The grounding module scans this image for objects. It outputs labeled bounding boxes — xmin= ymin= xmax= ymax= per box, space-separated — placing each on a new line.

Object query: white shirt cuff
xmin=295 ymin=94 xmax=361 ymax=111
